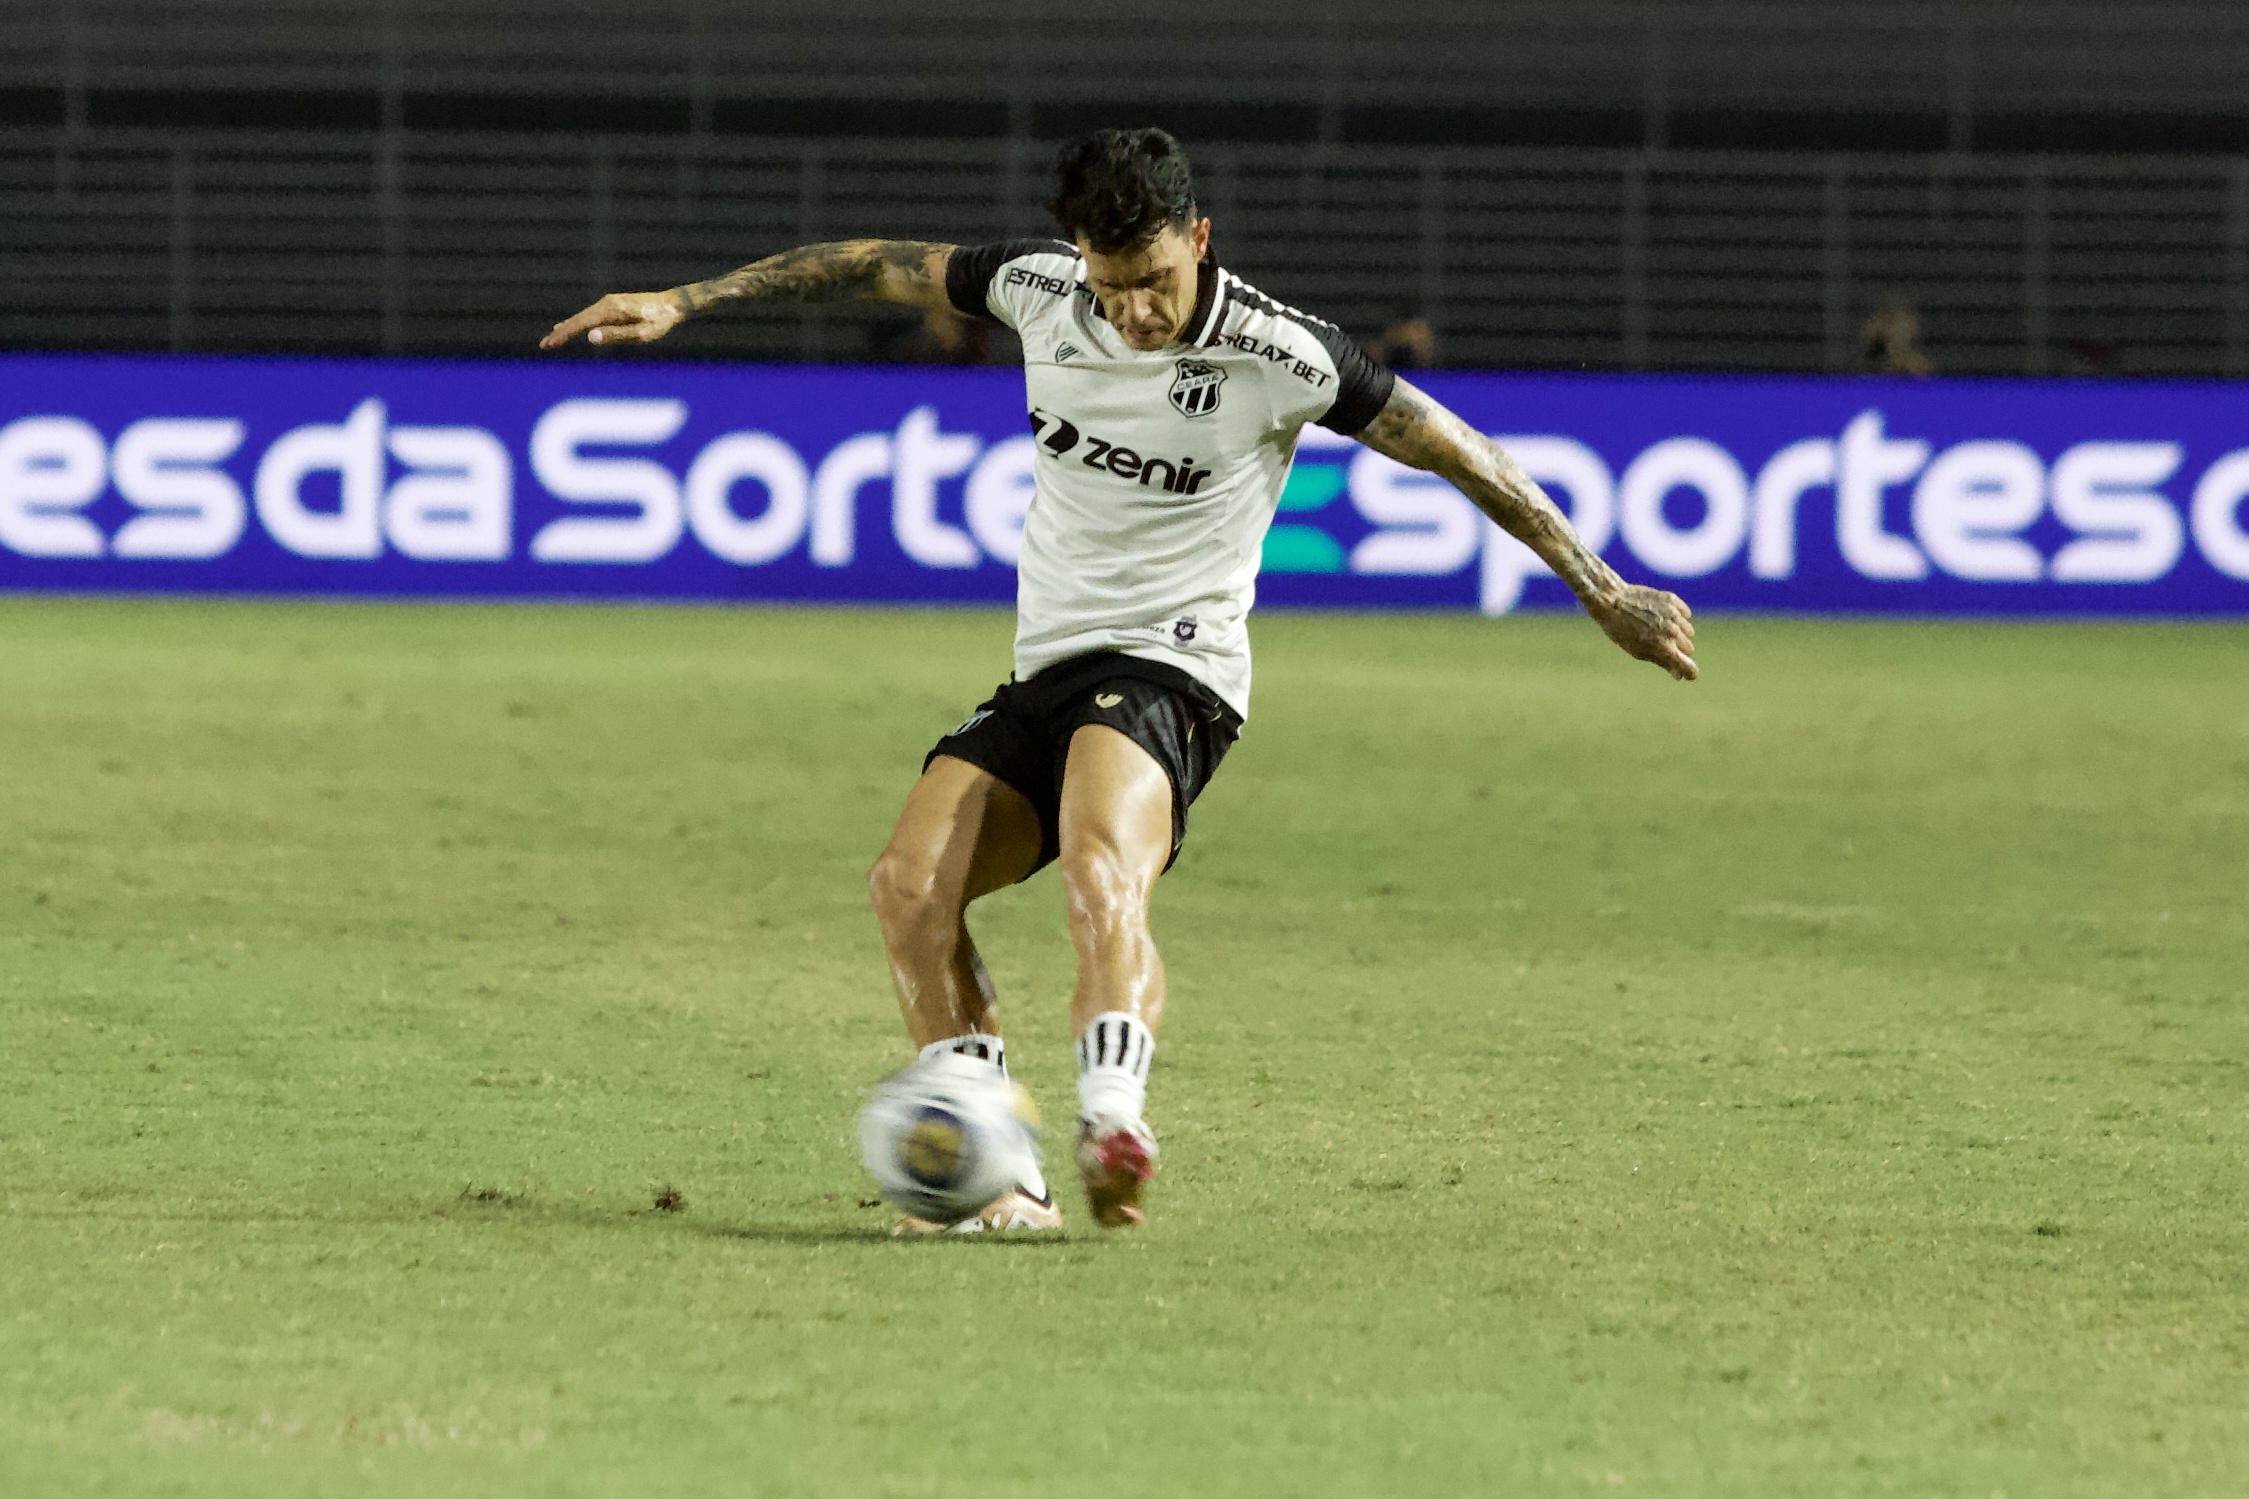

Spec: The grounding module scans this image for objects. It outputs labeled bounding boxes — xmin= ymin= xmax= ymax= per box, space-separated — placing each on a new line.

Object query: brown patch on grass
xmin=652 ymin=1186 xmax=686 ymax=1213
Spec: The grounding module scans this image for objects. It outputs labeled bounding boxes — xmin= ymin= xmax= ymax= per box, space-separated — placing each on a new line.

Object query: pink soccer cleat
xmin=1075 ymin=1116 xmax=1159 ymax=1229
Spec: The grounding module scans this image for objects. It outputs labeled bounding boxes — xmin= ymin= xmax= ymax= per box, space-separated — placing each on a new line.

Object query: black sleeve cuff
xmin=1315 ymin=338 xmax=1397 ymax=436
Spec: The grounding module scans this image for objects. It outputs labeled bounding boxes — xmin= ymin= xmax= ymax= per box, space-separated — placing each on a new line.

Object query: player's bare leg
xmin=867 ymin=755 xmax=1042 ymax=1048
xmin=867 ymin=756 xmax=1057 ymax=1233
xmin=1056 ymin=725 xmax=1175 ymax=1228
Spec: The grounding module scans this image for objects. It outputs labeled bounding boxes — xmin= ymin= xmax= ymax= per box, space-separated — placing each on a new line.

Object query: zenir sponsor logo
xmin=1169 ymin=359 xmax=1226 ymax=417
xmin=1056 ymin=341 xmax=1083 ymax=362
xmin=1028 ymin=408 xmax=1214 ymax=495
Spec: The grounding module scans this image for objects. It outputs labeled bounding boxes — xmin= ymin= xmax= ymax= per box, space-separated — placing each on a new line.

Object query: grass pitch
xmin=2 ymin=599 xmax=2245 ymax=1497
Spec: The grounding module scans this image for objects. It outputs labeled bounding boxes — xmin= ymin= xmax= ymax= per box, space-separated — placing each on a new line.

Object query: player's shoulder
xmin=1211 ymin=270 xmax=1349 ymax=365
xmin=947 ymin=238 xmax=1084 ymax=320
xmin=1205 ymin=268 xmax=1394 ymax=434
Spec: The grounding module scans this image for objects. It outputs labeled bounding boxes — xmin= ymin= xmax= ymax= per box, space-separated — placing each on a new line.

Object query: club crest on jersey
xmin=1169 ymin=360 xmax=1226 ymax=418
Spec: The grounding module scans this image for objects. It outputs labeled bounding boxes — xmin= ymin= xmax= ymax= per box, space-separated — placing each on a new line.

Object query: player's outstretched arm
xmin=1354 ymin=378 xmax=1698 ymax=681
xmin=539 ymin=239 xmax=958 ymax=350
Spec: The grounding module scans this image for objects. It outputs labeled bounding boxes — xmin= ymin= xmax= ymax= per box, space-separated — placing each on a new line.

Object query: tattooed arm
xmin=1354 ymin=378 xmax=1698 ymax=680
xmin=539 ymin=239 xmax=956 ymax=350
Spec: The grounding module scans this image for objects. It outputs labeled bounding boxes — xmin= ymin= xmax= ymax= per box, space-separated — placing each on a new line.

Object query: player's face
xmin=1081 ymin=218 xmax=1211 ymax=351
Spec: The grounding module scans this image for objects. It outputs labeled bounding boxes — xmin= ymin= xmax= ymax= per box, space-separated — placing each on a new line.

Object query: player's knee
xmin=866 ymin=847 xmax=960 ymax=940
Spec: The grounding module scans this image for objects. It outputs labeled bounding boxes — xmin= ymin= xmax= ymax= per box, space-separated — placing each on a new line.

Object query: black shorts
xmin=923 ymin=651 xmax=1242 ymax=878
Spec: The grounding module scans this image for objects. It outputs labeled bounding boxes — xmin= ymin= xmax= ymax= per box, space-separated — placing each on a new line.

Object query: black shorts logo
xmin=1169 ymin=360 xmax=1226 ymax=418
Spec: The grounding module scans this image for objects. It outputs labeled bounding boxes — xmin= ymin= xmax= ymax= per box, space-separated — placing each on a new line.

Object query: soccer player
xmin=541 ymin=128 xmax=1696 ymax=1234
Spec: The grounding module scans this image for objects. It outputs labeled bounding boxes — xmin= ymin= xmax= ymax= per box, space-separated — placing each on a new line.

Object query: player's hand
xmin=1584 ymin=584 xmax=1697 ymax=680
xmin=539 ymin=290 xmax=689 ymax=350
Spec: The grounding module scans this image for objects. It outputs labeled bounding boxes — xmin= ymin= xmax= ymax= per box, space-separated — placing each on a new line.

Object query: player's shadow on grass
xmin=33 ymin=1194 xmax=1069 ymax=1247
xmin=688 ymin=1217 xmax=1073 ymax=1248
xmin=460 ymin=1200 xmax=890 ymax=1245
xmin=457 ymin=1196 xmax=1067 ymax=1247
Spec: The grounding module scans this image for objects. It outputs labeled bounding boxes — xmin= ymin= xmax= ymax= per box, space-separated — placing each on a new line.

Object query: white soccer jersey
xmin=946 ymin=239 xmax=1394 ymax=721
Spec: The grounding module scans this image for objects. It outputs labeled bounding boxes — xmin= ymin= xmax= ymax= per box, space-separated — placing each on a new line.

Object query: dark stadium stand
xmin=9 ymin=0 xmax=2249 ymax=373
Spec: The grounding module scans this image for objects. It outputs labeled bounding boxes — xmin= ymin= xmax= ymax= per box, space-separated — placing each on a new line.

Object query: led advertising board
xmin=4 ymin=354 xmax=2247 ymax=614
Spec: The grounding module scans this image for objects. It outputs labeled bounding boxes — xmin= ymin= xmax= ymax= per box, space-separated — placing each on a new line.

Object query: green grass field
xmin=2 ymin=598 xmax=2245 ymax=1497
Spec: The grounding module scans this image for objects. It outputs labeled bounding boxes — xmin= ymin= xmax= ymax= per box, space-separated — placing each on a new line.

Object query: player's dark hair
xmin=1047 ymin=128 xmax=1198 ymax=253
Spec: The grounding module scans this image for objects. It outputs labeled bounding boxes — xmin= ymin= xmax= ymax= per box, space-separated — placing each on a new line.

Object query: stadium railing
xmin=5 ymin=126 xmax=2246 ymax=378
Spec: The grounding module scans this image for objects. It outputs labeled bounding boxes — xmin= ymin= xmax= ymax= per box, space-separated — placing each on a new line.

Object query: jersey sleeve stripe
xmin=1216 ymin=271 xmax=1397 ymax=436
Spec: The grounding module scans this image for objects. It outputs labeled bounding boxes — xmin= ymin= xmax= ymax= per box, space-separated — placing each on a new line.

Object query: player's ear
xmin=1189 ymin=215 xmax=1211 ymax=259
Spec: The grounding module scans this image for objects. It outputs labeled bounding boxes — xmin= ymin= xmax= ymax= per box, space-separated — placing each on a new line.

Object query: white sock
xmin=920 ymin=1031 xmax=1007 ymax=1078
xmin=1076 ymin=1012 xmax=1153 ymax=1124
xmin=916 ymin=1032 xmax=1047 ymax=1200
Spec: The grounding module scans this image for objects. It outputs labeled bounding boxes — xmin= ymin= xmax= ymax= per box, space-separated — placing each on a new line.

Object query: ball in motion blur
xmin=858 ymin=1052 xmax=1040 ymax=1222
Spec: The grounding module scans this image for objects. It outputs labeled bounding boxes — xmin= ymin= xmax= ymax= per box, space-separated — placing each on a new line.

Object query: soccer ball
xmin=858 ymin=1052 xmax=1040 ymax=1222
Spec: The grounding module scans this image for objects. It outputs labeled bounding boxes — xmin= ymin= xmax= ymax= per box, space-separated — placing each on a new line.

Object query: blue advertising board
xmin=4 ymin=352 xmax=2248 ymax=615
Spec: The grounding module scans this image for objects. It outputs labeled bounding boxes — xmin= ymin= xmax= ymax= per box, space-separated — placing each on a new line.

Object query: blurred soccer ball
xmin=858 ymin=1052 xmax=1040 ymax=1222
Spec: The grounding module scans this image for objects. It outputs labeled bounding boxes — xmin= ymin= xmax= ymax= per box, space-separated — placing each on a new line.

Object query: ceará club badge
xmin=1168 ymin=360 xmax=1225 ymax=417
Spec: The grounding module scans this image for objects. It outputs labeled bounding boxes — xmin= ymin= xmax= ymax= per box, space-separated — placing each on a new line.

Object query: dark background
xmin=9 ymin=0 xmax=2249 ymax=374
